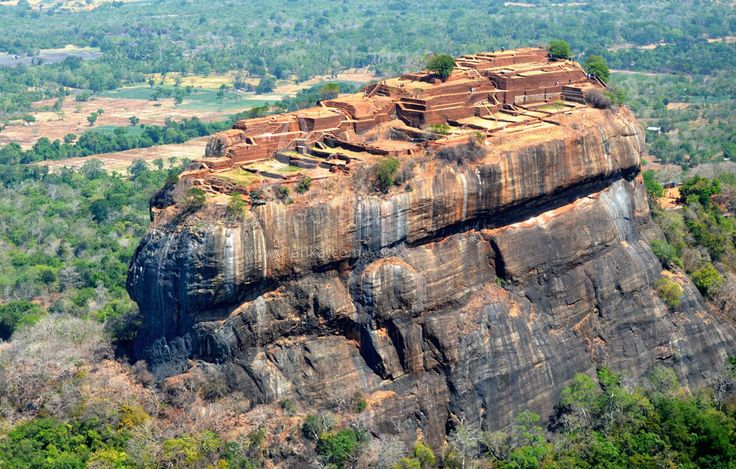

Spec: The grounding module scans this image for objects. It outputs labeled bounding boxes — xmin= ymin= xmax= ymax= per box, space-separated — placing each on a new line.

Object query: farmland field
xmin=35 ymin=136 xmax=209 ymax=172
xmin=0 ymin=68 xmax=375 ymax=150
xmin=0 ymin=93 xmax=273 ymax=149
xmin=100 ymin=85 xmax=279 ymax=112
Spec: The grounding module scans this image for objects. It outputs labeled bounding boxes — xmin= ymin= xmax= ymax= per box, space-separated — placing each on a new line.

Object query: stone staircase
xmin=562 ymin=85 xmax=586 ymax=104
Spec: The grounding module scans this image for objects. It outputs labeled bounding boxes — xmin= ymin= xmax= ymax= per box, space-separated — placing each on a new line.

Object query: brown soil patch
xmin=0 ymin=96 xmax=229 ymax=149
xmin=658 ymin=187 xmax=681 ymax=210
xmin=666 ymin=102 xmax=690 ymax=110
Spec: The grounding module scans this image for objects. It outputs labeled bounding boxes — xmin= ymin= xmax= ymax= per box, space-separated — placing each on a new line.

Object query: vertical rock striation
xmin=127 ymin=107 xmax=736 ymax=446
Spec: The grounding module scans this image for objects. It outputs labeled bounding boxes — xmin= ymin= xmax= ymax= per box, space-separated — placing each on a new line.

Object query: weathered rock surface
xmin=127 ymin=107 xmax=736 ymax=449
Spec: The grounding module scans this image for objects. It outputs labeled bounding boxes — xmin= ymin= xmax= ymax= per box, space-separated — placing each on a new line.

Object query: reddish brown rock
xmin=127 ymin=55 xmax=735 ymax=458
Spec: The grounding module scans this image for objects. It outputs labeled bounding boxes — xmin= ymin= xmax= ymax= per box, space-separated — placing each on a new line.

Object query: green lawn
xmin=100 ymin=86 xmax=157 ymax=100
xmin=90 ymin=124 xmax=146 ymax=136
xmin=217 ymin=168 xmax=263 ymax=186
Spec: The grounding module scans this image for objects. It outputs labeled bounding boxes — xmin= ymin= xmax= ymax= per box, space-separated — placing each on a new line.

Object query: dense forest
xmin=1 ymin=0 xmax=735 ymax=165
xmin=2 ymin=344 xmax=736 ymax=468
xmin=1 ymin=0 xmax=736 ymax=467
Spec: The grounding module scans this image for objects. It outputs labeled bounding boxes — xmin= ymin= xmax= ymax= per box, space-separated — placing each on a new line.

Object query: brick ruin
xmin=185 ymin=48 xmax=605 ymax=196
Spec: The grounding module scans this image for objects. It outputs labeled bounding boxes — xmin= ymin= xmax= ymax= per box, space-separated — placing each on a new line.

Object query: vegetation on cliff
xmin=2 ymin=316 xmax=736 ymax=469
xmin=0 ymin=0 xmax=736 ymax=466
xmin=438 ymin=366 xmax=736 ymax=468
xmin=647 ymin=173 xmax=736 ymax=306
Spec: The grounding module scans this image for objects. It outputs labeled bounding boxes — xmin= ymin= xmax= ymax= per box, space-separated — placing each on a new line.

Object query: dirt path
xmin=610 ymin=69 xmax=671 ymax=77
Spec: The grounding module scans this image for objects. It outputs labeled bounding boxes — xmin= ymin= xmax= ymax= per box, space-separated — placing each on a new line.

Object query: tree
xmin=691 ymin=263 xmax=723 ymax=298
xmin=650 ymin=239 xmax=683 ymax=269
xmin=75 ymin=91 xmax=91 ymax=102
xmin=316 ymin=429 xmax=362 ymax=466
xmin=480 ymin=431 xmax=511 ymax=461
xmin=216 ymin=84 xmax=228 ymax=109
xmin=446 ymin=421 xmax=480 ymax=469
xmin=558 ymin=373 xmax=598 ymax=431
xmin=128 ymin=159 xmax=149 ymax=180
xmin=129 ymin=116 xmax=140 ymax=126
xmin=249 ymin=188 xmax=265 ymax=204
xmin=714 ymin=357 xmax=736 ymax=410
xmin=79 ymin=158 xmax=105 ymax=179
xmin=680 ymin=175 xmax=721 ymax=206
xmin=275 ymin=185 xmax=290 ymax=202
xmin=0 ymin=418 xmax=87 ymax=467
xmin=412 ymin=441 xmax=435 ymax=468
xmin=724 ymin=143 xmax=736 ymax=161
xmin=255 ymin=75 xmax=276 ymax=94
xmin=319 ymin=83 xmax=341 ymax=100
xmin=584 ymin=55 xmax=611 ymax=83
xmin=357 ymin=435 xmax=406 ymax=468
xmin=233 ymin=73 xmax=250 ymax=91
xmin=643 ymin=170 xmax=665 ymax=198
xmin=715 ymin=274 xmax=736 ymax=319
xmin=436 ymin=140 xmax=485 ymax=164
xmin=584 ymin=89 xmax=613 ymax=109
xmin=87 ymin=112 xmax=98 ymax=126
xmin=0 ymin=300 xmax=45 ymax=340
xmin=549 ymin=40 xmax=572 ymax=59
xmin=301 ymin=413 xmax=334 ymax=441
xmin=174 ymin=89 xmax=184 ymax=106
xmin=374 ymin=157 xmax=400 ymax=193
xmin=426 ymin=53 xmax=455 ymax=79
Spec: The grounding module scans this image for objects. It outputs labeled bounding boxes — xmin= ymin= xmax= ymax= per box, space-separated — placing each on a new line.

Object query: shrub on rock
xmin=656 ymin=277 xmax=683 ymax=308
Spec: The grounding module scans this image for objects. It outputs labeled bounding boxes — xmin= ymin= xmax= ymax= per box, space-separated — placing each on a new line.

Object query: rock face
xmin=128 ymin=106 xmax=736 ymax=448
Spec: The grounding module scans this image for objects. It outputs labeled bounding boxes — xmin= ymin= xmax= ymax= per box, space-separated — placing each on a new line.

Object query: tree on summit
xmin=548 ymin=40 xmax=572 ymax=59
xmin=427 ymin=53 xmax=455 ymax=80
xmin=584 ymin=55 xmax=610 ymax=83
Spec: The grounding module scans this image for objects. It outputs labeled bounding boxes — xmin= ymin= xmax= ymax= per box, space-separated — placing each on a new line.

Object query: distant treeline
xmin=1 ymin=0 xmax=734 ymax=115
xmin=606 ymin=40 xmax=736 ymax=75
xmin=0 ymin=118 xmax=224 ymax=164
xmin=0 ymin=81 xmax=361 ymax=185
xmin=0 ymin=106 xmax=271 ymax=166
xmin=0 ymin=81 xmax=361 ymax=167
